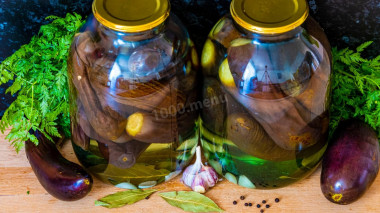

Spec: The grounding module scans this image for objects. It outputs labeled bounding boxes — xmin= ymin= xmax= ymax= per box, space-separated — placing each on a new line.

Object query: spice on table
xmin=257 ymin=204 xmax=261 ymax=208
xmin=275 ymin=198 xmax=280 ymax=203
xmin=249 ymin=203 xmax=252 ymax=206
xmin=244 ymin=203 xmax=249 ymax=206
xmin=260 ymin=209 xmax=265 ymax=213
xmin=262 ymin=200 xmax=267 ymax=204
xmin=240 ymin=195 xmax=245 ymax=200
xmin=233 ymin=200 xmax=237 ymax=205
xmin=145 ymin=196 xmax=150 ymax=200
xmin=266 ymin=204 xmax=270 ymax=208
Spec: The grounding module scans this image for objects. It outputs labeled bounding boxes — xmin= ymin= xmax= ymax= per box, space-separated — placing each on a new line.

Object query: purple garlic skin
xmin=181 ymin=146 xmax=218 ymax=193
xmin=200 ymin=166 xmax=218 ymax=188
xmin=192 ymin=174 xmax=207 ymax=193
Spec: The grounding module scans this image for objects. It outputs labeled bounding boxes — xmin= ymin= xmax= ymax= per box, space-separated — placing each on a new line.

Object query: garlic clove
xmin=200 ymin=167 xmax=218 ymax=187
xmin=224 ymin=172 xmax=237 ymax=184
xmin=191 ymin=174 xmax=207 ymax=193
xmin=238 ymin=175 xmax=256 ymax=189
xmin=193 ymin=185 xmax=206 ymax=193
xmin=181 ymin=172 xmax=196 ymax=187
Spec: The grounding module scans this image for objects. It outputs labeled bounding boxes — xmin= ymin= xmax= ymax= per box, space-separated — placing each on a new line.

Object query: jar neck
xmin=233 ymin=19 xmax=303 ymax=43
xmin=97 ymin=19 xmax=167 ymax=42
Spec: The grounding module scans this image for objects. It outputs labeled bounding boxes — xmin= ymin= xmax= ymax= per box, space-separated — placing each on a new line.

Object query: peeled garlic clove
xmin=238 ymin=175 xmax=256 ymax=189
xmin=225 ymin=172 xmax=238 ymax=184
xmin=114 ymin=182 xmax=138 ymax=190
xmin=138 ymin=181 xmax=157 ymax=189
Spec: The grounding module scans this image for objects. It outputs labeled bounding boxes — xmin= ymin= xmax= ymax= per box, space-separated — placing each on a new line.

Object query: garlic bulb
xmin=181 ymin=146 xmax=218 ymax=193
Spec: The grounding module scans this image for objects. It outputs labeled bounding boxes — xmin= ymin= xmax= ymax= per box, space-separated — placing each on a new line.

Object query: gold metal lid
xmin=93 ymin=0 xmax=170 ymax=33
xmin=231 ymin=0 xmax=309 ymax=34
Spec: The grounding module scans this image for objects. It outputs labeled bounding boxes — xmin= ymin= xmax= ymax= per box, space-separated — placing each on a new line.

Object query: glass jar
xmin=200 ymin=0 xmax=332 ymax=189
xmin=67 ymin=0 xmax=199 ymax=187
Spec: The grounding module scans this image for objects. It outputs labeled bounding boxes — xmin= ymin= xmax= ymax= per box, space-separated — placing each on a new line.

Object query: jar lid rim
xmin=230 ymin=0 xmax=309 ymax=34
xmin=93 ymin=0 xmax=170 ymax=33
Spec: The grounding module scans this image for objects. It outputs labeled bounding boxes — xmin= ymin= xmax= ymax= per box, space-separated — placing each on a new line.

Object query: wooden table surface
xmin=1 ymin=129 xmax=379 ymax=213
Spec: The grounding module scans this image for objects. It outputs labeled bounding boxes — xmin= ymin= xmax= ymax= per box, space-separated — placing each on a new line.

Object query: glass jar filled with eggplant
xmin=200 ymin=0 xmax=332 ymax=189
xmin=67 ymin=0 xmax=199 ymax=187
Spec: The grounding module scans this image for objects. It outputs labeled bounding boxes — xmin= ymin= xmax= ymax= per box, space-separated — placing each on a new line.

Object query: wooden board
xmin=1 ymin=129 xmax=379 ymax=213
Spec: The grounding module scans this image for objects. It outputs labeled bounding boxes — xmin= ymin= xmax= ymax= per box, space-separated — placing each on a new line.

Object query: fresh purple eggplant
xmin=25 ymin=131 xmax=93 ymax=201
xmin=321 ymin=119 xmax=379 ymax=204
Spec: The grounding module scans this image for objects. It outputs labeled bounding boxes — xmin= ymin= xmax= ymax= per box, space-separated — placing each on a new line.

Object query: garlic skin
xmin=192 ymin=174 xmax=206 ymax=193
xmin=181 ymin=146 xmax=218 ymax=193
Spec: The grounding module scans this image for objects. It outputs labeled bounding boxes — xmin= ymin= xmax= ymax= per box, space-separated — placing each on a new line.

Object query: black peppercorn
xmin=257 ymin=204 xmax=261 ymax=208
xmin=275 ymin=198 xmax=280 ymax=203
xmin=233 ymin=200 xmax=237 ymax=205
xmin=245 ymin=203 xmax=249 ymax=206
xmin=262 ymin=200 xmax=267 ymax=204
xmin=266 ymin=204 xmax=270 ymax=208
xmin=260 ymin=209 xmax=264 ymax=213
xmin=249 ymin=203 xmax=252 ymax=206
xmin=240 ymin=195 xmax=245 ymax=200
xmin=145 ymin=196 xmax=149 ymax=200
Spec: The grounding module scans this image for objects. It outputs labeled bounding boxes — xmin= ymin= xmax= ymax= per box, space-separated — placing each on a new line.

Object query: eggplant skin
xmin=25 ymin=131 xmax=93 ymax=201
xmin=321 ymin=119 xmax=379 ymax=205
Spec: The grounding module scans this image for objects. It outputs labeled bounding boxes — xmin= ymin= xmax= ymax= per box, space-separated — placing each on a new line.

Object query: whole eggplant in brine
xmin=321 ymin=119 xmax=379 ymax=205
xmin=26 ymin=131 xmax=93 ymax=201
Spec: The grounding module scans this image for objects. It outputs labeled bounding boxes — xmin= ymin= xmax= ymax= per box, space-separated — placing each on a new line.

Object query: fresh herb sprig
xmin=330 ymin=41 xmax=380 ymax=138
xmin=0 ymin=13 xmax=84 ymax=152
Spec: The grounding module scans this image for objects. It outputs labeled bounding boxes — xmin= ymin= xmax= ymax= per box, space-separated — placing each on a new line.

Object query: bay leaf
xmin=159 ymin=191 xmax=224 ymax=212
xmin=201 ymin=138 xmax=225 ymax=153
xmin=95 ymin=189 xmax=156 ymax=208
xmin=176 ymin=136 xmax=198 ymax=152
xmin=200 ymin=125 xmax=235 ymax=146
xmin=101 ymin=163 xmax=171 ymax=184
xmin=144 ymin=143 xmax=172 ymax=153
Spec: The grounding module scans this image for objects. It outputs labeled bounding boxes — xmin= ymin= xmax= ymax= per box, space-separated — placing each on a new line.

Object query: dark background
xmin=1 ymin=0 xmax=379 ymax=116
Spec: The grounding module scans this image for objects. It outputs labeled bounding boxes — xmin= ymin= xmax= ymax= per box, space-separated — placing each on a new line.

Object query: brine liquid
xmin=72 ymin=129 xmax=198 ymax=186
xmin=200 ymin=121 xmax=327 ymax=189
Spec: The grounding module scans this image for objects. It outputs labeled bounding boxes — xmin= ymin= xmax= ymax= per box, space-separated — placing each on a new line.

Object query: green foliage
xmin=330 ymin=41 xmax=380 ymax=138
xmin=0 ymin=13 xmax=84 ymax=152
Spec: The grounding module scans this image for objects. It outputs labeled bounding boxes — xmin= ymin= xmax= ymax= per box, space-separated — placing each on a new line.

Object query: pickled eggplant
xmin=209 ymin=16 xmax=242 ymax=48
xmin=201 ymin=0 xmax=331 ymax=188
xmin=219 ymin=58 xmax=328 ymax=150
xmin=106 ymin=141 xmax=150 ymax=169
xmin=71 ymin=122 xmax=90 ymax=150
xmin=226 ymin=113 xmax=295 ymax=161
xmin=70 ymin=47 xmax=128 ymax=142
xmin=126 ymin=112 xmax=178 ymax=144
xmin=68 ymin=6 xmax=199 ymax=186
xmin=201 ymin=78 xmax=227 ymax=135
